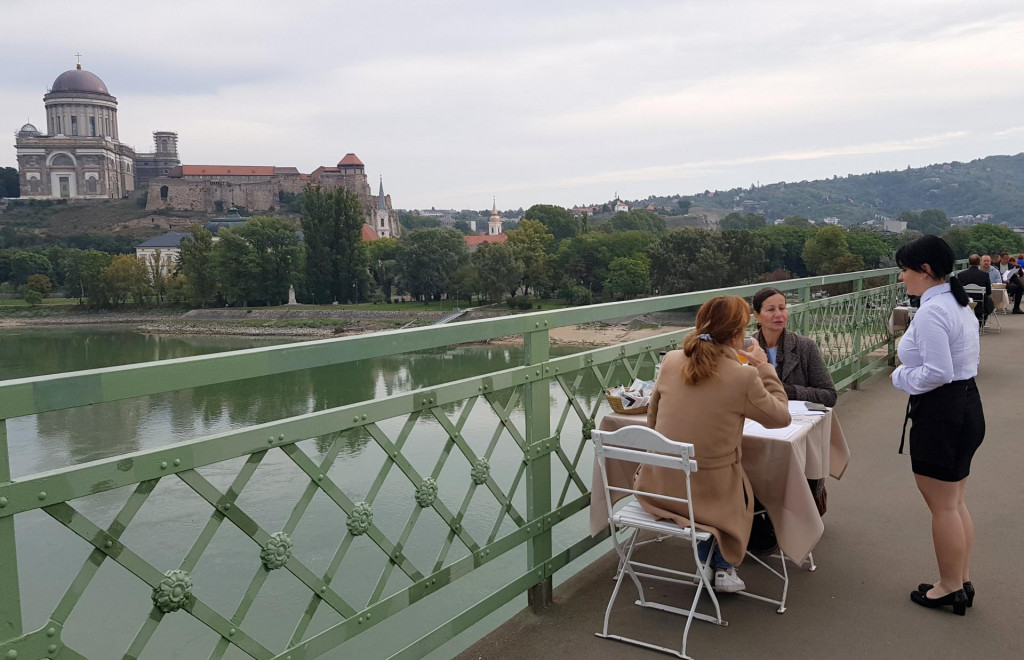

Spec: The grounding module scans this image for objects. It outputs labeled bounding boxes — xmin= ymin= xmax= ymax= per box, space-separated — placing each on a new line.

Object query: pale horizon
xmin=3 ymin=0 xmax=1023 ymax=210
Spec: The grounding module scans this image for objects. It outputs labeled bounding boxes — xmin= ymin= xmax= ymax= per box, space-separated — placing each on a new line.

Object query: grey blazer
xmin=756 ymin=329 xmax=838 ymax=407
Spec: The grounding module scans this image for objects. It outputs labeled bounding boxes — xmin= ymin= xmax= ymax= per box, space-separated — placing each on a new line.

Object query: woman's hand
xmin=737 ymin=342 xmax=768 ymax=367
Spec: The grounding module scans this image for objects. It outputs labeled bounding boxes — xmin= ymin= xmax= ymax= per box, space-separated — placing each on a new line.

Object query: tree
xmin=450 ymin=265 xmax=482 ymax=306
xmin=10 ymin=251 xmax=52 ymax=284
xmin=472 ymin=243 xmax=524 ymax=302
xmin=213 ymin=227 xmax=259 ymax=306
xmin=64 ymin=250 xmax=113 ymax=304
xmin=753 ymin=225 xmax=810 ymax=276
xmin=505 ymin=219 xmax=554 ymax=296
xmin=782 ymin=215 xmax=811 ymax=227
xmin=802 ymin=226 xmax=853 ymax=275
xmin=604 ymin=255 xmax=651 ymax=299
xmin=904 ymin=208 xmax=949 ymax=236
xmin=962 ymin=224 xmax=1024 ymax=255
xmin=236 ymin=216 xmax=302 ymax=305
xmin=720 ymin=212 xmax=766 ymax=230
xmin=146 ymin=249 xmax=167 ymax=304
xmin=0 ymin=166 xmax=19 ymax=198
xmin=941 ymin=226 xmax=971 ymax=259
xmin=397 ymin=228 xmax=468 ymax=301
xmin=676 ymin=198 xmax=692 ymax=214
xmin=179 ymin=225 xmax=217 ymax=307
xmin=845 ymin=228 xmax=892 ymax=268
xmin=301 ymin=186 xmax=370 ymax=304
xmin=24 ymin=289 xmax=43 ymax=306
xmin=25 ymin=274 xmax=52 ymax=297
xmin=605 ymin=209 xmax=667 ymax=234
xmin=556 ymin=231 xmax=657 ymax=295
xmin=523 ymin=204 xmax=579 ymax=241
xmin=100 ymin=254 xmax=151 ymax=305
xmin=648 ymin=228 xmax=767 ymax=294
xmin=367 ymin=237 xmax=401 ymax=302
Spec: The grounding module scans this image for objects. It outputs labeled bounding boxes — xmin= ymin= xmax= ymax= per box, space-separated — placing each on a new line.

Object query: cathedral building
xmin=13 ymin=60 xmax=176 ymax=199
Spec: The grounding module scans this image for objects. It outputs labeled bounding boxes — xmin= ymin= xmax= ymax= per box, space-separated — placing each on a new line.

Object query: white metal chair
xmin=593 ymin=425 xmax=724 ymax=659
xmin=962 ymin=284 xmax=998 ymax=334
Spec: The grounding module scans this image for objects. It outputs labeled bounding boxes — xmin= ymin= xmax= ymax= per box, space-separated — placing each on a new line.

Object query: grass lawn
xmin=0 ymin=297 xmax=79 ymax=307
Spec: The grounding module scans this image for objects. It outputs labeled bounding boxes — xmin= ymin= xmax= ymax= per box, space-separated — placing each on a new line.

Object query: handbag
xmin=808 ymin=478 xmax=827 ymax=517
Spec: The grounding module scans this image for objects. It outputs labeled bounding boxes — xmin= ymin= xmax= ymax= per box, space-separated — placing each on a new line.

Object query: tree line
xmin=3 ymin=190 xmax=1022 ymax=308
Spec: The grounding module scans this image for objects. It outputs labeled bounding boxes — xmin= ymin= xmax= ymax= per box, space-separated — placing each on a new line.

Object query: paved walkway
xmin=459 ymin=312 xmax=1024 ymax=659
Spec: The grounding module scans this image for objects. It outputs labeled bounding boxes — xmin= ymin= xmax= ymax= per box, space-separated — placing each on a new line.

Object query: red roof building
xmin=464 ymin=233 xmax=508 ymax=250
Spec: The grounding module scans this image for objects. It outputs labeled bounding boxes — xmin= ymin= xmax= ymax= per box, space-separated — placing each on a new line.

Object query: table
xmin=590 ymin=408 xmax=850 ymax=564
xmin=991 ymin=286 xmax=1009 ymax=312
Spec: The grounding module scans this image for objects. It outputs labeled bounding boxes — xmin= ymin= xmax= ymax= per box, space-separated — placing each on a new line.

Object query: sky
xmin=3 ymin=0 xmax=1024 ymax=211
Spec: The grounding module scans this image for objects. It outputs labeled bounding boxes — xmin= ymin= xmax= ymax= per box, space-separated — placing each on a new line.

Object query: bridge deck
xmin=458 ymin=312 xmax=1024 ymax=659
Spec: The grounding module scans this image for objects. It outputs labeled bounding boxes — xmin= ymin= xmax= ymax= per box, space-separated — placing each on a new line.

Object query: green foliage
xmin=648 ymin=228 xmax=767 ymax=294
xmin=398 ymin=212 xmax=442 ymax=230
xmin=845 ymin=228 xmax=891 ymax=268
xmin=0 ymin=166 xmax=19 ymax=198
xmin=677 ymin=198 xmax=692 ymax=214
xmin=752 ymin=225 xmax=810 ymax=276
xmin=556 ymin=231 xmax=657 ymax=295
xmin=802 ymin=226 xmax=859 ymax=275
xmin=604 ymin=254 xmax=651 ymax=299
xmin=506 ymin=219 xmax=554 ymax=295
xmin=956 ymin=224 xmax=1024 ymax=256
xmin=398 ymin=227 xmax=469 ymax=301
xmin=450 ymin=265 xmax=482 ymax=306
xmin=720 ymin=212 xmax=766 ymax=230
xmin=603 ymin=209 xmax=667 ymax=234
xmin=179 ymin=225 xmax=217 ymax=307
xmin=9 ymin=251 xmax=53 ymax=284
xmin=230 ymin=216 xmax=302 ymax=306
xmin=24 ymin=289 xmax=43 ymax=306
xmin=64 ymin=250 xmax=113 ymax=303
xmin=367 ymin=237 xmax=401 ymax=301
xmin=523 ymin=204 xmax=579 ymax=241
xmin=25 ymin=274 xmax=52 ymax=296
xmin=302 ymin=186 xmax=370 ymax=304
xmin=471 ymin=242 xmax=524 ymax=302
xmin=902 ymin=209 xmax=950 ymax=236
xmin=100 ymin=254 xmax=151 ymax=305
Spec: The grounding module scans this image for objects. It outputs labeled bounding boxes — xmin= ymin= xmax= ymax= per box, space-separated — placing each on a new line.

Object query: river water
xmin=1 ymin=327 xmax=624 ymax=659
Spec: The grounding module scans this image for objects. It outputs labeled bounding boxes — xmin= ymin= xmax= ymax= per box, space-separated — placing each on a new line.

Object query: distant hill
xmin=680 ymin=153 xmax=1024 ymax=226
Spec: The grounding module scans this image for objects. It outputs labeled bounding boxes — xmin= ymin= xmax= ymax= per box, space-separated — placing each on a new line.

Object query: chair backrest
xmin=592 ymin=426 xmax=700 ymax=520
xmin=962 ymin=283 xmax=986 ymax=301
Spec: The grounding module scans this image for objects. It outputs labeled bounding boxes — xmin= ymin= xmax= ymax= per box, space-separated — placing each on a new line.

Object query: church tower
xmin=374 ymin=176 xmax=395 ymax=238
xmin=488 ymin=199 xmax=503 ymax=236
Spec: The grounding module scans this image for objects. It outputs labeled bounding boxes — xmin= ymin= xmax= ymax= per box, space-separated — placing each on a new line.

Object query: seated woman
xmin=751 ymin=287 xmax=838 ymax=407
xmin=635 ymin=296 xmax=790 ymax=592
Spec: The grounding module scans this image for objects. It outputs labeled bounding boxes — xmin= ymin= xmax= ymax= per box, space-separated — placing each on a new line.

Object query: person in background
xmin=980 ymin=254 xmax=1001 ymax=285
xmin=892 ymin=235 xmax=984 ymax=616
xmin=751 ymin=288 xmax=838 ymax=406
xmin=637 ymin=296 xmax=790 ymax=592
xmin=956 ymin=254 xmax=992 ymax=327
xmin=1003 ymin=261 xmax=1024 ymax=314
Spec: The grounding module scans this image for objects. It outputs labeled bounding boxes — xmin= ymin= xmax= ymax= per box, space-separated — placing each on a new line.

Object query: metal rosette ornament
xmin=346 ymin=501 xmax=374 ymax=536
xmin=260 ymin=531 xmax=293 ymax=570
xmin=470 ymin=458 xmax=490 ymax=486
xmin=415 ymin=478 xmax=438 ymax=508
xmin=152 ymin=569 xmax=193 ymax=613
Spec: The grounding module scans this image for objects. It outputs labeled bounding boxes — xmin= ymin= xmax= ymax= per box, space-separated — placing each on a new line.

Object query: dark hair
xmin=682 ymin=296 xmax=750 ymax=384
xmin=752 ymin=287 xmax=785 ymax=313
xmin=968 ymin=253 xmax=981 ymax=266
xmin=895 ymin=235 xmax=969 ymax=307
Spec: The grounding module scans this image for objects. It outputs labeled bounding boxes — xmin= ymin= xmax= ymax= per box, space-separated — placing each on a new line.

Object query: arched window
xmin=160 ymin=185 xmax=169 ymax=201
xmin=51 ymin=153 xmax=74 ymax=167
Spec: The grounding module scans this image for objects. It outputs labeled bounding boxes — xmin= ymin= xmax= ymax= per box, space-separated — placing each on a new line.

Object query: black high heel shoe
xmin=916 ymin=581 xmax=974 ymax=607
xmin=910 ymin=588 xmax=967 ymax=615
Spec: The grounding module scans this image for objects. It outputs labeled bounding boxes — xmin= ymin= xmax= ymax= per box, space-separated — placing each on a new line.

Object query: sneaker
xmin=714 ymin=568 xmax=746 ymax=593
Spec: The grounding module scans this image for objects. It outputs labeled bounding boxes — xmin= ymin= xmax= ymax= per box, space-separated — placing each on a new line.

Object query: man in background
xmin=981 ymin=254 xmax=1001 ymax=285
xmin=957 ymin=254 xmax=993 ymax=326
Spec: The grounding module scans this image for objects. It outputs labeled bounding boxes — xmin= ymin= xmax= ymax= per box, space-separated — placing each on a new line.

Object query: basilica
xmin=12 ymin=61 xmax=400 ymax=238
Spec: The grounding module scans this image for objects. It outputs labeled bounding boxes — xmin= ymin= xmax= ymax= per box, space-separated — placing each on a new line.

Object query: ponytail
xmin=681 ymin=296 xmax=750 ymax=384
xmin=948 ymin=276 xmax=970 ymax=307
xmin=682 ymin=332 xmax=722 ymax=384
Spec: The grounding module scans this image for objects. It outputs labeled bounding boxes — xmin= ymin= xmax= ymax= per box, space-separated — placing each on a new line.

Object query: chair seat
xmin=612 ymin=501 xmax=712 ymax=542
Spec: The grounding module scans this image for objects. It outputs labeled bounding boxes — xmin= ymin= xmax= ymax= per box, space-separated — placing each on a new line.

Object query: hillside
xmin=680 ymin=153 xmax=1024 ymax=225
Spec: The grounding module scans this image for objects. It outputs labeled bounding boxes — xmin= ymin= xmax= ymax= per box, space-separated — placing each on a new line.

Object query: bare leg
xmin=957 ymin=479 xmax=973 ymax=583
xmin=914 ymin=474 xmax=965 ymax=598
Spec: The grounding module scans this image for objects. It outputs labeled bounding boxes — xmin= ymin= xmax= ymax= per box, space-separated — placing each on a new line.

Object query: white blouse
xmin=892 ymin=283 xmax=980 ymax=396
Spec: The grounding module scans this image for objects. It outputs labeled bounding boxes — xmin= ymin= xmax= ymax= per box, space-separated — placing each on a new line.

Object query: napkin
xmin=610 ymin=378 xmax=656 ymax=410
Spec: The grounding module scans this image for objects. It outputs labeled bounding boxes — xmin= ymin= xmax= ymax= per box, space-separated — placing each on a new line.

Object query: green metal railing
xmin=1 ymin=269 xmax=905 ymax=660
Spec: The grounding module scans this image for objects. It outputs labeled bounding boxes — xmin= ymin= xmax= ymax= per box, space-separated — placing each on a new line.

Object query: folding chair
xmin=962 ymin=284 xmax=997 ymax=334
xmin=593 ymin=425 xmax=724 ymax=659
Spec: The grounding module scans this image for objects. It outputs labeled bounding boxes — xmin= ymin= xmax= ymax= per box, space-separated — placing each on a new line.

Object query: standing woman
xmin=891 ymin=235 xmax=984 ymax=616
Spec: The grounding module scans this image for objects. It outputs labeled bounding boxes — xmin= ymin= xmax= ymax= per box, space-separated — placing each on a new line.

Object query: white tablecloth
xmin=590 ymin=409 xmax=850 ymax=564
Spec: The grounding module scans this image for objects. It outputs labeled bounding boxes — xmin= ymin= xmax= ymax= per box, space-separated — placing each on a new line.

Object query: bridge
xmin=3 ymin=267 xmax=999 ymax=659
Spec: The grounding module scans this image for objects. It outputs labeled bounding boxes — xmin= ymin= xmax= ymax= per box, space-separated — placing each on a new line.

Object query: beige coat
xmin=635 ymin=348 xmax=791 ymax=565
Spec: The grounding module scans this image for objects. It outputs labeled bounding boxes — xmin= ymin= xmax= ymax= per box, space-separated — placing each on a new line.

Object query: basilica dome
xmin=50 ymin=66 xmax=110 ymax=95
xmin=18 ymin=122 xmax=41 ymax=137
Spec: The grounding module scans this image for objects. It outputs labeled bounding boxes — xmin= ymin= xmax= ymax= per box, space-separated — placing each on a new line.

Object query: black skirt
xmin=905 ymin=378 xmax=985 ymax=482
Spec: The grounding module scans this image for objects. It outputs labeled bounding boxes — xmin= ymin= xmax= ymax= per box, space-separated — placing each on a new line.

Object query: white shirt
xmin=892 ymin=282 xmax=980 ymax=395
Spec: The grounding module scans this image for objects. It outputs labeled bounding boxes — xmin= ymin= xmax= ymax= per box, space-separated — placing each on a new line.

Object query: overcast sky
xmin=3 ymin=0 xmax=1023 ymax=210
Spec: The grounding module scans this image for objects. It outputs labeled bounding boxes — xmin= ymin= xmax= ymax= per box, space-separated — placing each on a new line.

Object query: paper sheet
xmin=787 ymin=401 xmax=826 ymax=416
xmin=744 ymin=418 xmax=801 ymax=439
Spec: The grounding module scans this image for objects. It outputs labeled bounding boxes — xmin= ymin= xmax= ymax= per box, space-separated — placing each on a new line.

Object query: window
xmin=71 ymin=116 xmax=78 ymax=136
xmin=56 ymin=116 xmax=63 ymax=134
xmin=105 ymin=117 xmax=111 ymax=136
xmin=160 ymin=185 xmax=169 ymax=201
xmin=89 ymin=117 xmax=96 ymax=136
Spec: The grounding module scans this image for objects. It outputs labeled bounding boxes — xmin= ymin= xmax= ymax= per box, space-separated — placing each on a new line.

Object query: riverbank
xmin=0 ymin=305 xmax=691 ymax=346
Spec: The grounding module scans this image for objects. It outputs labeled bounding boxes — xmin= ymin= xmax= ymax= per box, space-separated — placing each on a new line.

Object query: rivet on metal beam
xmin=361 ymin=414 xmax=367 ymax=420
xmin=160 ymin=461 xmax=168 ymax=470
xmin=0 ymin=497 xmax=7 ymax=508
xmin=278 ymin=434 xmax=285 ymax=441
xmin=173 ymin=459 xmax=181 ymax=466
xmin=267 ymin=437 xmax=275 ymax=445
xmin=46 ymin=628 xmax=56 ymax=637
xmin=105 ymin=540 xmax=113 ymax=548
xmin=221 ymin=503 xmax=231 ymax=511
xmin=48 ymin=645 xmax=58 ymax=654
xmin=229 ymin=628 xmax=236 ymax=637
xmin=353 ymin=416 xmax=359 ymax=422
xmin=38 ymin=491 xmax=47 ymax=501
xmin=7 ymin=650 xmax=17 ymax=659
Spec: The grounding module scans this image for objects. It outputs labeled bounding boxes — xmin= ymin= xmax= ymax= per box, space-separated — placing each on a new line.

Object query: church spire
xmin=377 ymin=175 xmax=387 ymax=210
